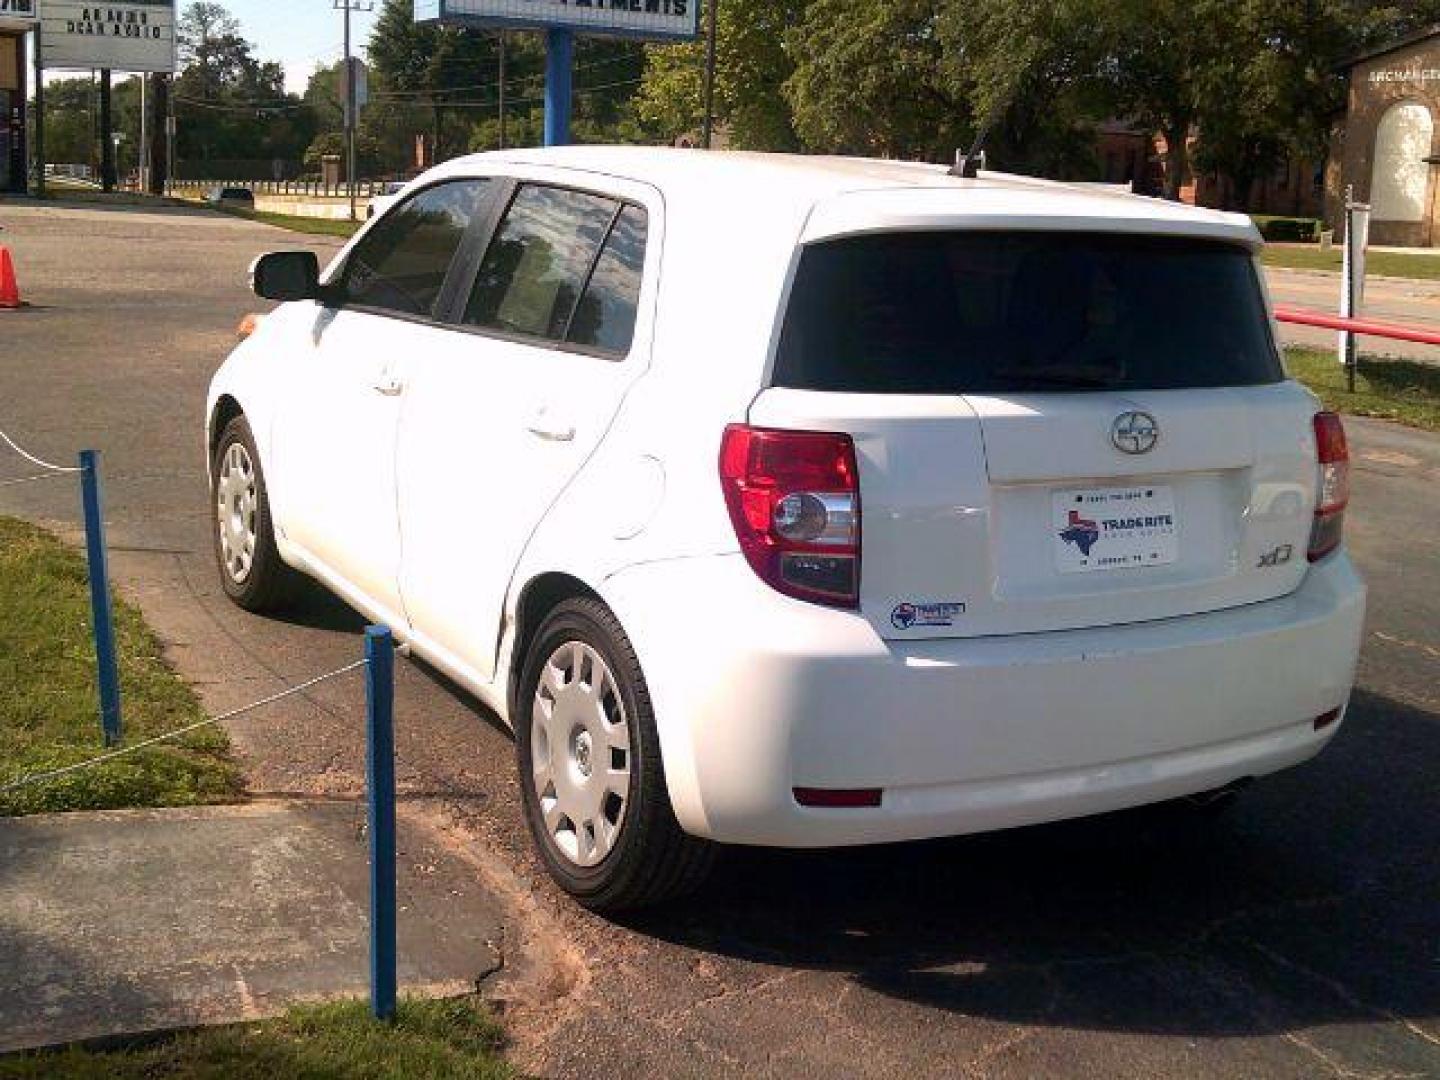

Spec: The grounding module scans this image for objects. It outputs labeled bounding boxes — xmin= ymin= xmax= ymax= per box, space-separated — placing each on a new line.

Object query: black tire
xmin=516 ymin=597 xmax=715 ymax=912
xmin=211 ymin=414 xmax=303 ymax=613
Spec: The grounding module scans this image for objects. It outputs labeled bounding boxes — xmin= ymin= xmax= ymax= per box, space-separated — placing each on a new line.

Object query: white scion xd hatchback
xmin=210 ymin=148 xmax=1366 ymax=911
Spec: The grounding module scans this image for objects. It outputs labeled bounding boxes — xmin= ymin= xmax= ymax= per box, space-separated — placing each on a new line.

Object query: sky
xmin=225 ymin=0 xmax=381 ymax=93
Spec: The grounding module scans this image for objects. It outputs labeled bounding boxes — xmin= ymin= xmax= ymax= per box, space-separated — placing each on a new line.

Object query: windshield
xmin=773 ymin=232 xmax=1284 ymax=394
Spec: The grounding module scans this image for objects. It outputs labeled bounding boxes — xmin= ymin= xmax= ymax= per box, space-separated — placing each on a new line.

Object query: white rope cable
xmin=0 ymin=659 xmax=370 ymax=796
xmin=0 ymin=428 xmax=82 ymax=473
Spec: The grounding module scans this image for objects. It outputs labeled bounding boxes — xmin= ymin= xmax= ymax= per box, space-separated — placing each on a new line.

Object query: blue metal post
xmin=544 ymin=27 xmax=573 ymax=147
xmin=365 ymin=625 xmax=397 ymax=1022
xmin=79 ymin=451 xmax=121 ymax=748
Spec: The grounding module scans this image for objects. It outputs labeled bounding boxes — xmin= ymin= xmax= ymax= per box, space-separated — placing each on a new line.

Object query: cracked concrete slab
xmin=0 ymin=800 xmax=503 ymax=1053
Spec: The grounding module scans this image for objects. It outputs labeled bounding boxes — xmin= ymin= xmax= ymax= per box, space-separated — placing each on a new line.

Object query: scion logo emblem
xmin=1111 ymin=411 xmax=1161 ymax=455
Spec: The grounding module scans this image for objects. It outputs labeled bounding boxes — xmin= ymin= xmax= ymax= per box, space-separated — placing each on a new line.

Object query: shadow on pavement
xmin=257 ymin=583 xmax=369 ymax=635
xmin=625 ymin=688 xmax=1438 ymax=1042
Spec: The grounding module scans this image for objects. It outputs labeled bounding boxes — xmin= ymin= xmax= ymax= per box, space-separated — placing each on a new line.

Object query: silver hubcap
xmin=216 ymin=442 xmax=258 ymax=585
xmin=530 ymin=641 xmax=632 ymax=869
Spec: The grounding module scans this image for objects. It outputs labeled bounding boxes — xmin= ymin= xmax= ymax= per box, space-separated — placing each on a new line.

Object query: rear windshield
xmin=773 ymin=232 xmax=1284 ymax=394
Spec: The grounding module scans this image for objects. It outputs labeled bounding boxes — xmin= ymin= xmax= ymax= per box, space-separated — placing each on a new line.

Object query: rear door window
xmin=774 ymin=233 xmax=1284 ymax=394
xmin=342 ymin=179 xmax=491 ymax=319
xmin=566 ymin=205 xmax=648 ymax=354
xmin=463 ymin=184 xmax=619 ymax=344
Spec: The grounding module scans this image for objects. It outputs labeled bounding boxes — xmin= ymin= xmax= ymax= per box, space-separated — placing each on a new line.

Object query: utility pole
xmin=702 ymin=0 xmax=718 ymax=149
xmin=140 ymin=74 xmax=149 ymax=193
xmin=99 ymin=68 xmax=115 ymax=192
xmin=165 ymin=86 xmax=176 ymax=196
xmin=32 ymin=22 xmax=44 ymax=198
xmin=336 ymin=0 xmax=373 ymax=222
xmin=150 ymin=74 xmax=169 ymax=195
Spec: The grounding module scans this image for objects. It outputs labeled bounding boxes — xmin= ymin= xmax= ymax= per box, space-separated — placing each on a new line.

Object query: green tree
xmin=40 ymin=78 xmax=97 ymax=169
xmin=368 ymin=0 xmax=497 ymax=160
xmin=637 ymin=0 xmax=806 ymax=150
xmin=303 ymin=130 xmax=386 ymax=176
xmin=172 ymin=1 xmax=315 ymax=167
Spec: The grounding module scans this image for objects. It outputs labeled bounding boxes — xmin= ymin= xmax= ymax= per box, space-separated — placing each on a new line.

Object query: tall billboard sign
xmin=416 ymin=0 xmax=699 ymax=41
xmin=416 ymin=0 xmax=700 ymax=147
xmin=41 ymin=0 xmax=179 ymax=72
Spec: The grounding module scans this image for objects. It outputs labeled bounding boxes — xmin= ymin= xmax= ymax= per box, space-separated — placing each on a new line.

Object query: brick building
xmin=1328 ymin=27 xmax=1440 ymax=247
xmin=1094 ymin=122 xmax=1324 ymax=219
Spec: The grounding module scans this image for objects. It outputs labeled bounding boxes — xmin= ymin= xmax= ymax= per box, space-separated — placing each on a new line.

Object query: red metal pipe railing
xmin=1274 ymin=305 xmax=1440 ymax=347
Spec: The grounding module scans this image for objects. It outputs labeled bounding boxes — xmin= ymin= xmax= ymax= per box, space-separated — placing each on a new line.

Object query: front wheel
xmin=516 ymin=598 xmax=714 ymax=912
xmin=211 ymin=415 xmax=303 ymax=612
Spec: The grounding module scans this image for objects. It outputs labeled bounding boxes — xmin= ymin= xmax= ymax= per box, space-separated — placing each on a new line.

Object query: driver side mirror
xmin=250 ymin=251 xmax=321 ymax=302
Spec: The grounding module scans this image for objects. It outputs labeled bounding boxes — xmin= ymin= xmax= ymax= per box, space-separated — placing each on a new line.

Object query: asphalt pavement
xmin=0 ymin=201 xmax=1437 ymax=1078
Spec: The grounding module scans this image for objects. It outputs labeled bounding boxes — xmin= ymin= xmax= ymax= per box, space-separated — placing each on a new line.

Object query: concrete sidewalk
xmin=0 ymin=800 xmax=504 ymax=1054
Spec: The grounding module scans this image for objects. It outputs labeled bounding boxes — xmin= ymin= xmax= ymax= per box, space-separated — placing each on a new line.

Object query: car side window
xmin=342 ymin=179 xmax=490 ymax=319
xmin=463 ymin=184 xmax=620 ymax=343
xmin=566 ymin=205 xmax=648 ymax=355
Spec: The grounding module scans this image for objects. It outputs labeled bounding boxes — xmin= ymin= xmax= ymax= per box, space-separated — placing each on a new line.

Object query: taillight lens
xmin=1309 ymin=412 xmax=1350 ymax=562
xmin=719 ymin=425 xmax=861 ymax=607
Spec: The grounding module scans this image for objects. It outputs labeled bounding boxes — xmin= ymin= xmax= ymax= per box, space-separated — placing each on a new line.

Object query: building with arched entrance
xmin=1329 ymin=27 xmax=1440 ymax=247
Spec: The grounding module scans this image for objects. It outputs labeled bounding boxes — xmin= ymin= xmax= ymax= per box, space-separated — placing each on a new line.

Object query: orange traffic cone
xmin=0 ymin=246 xmax=22 ymax=310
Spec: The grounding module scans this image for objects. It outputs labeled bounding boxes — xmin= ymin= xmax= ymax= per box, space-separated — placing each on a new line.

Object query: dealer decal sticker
xmin=891 ymin=602 xmax=967 ymax=630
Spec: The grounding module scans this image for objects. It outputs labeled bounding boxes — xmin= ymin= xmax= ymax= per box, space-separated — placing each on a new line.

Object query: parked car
xmin=205 ymin=186 xmax=255 ymax=209
xmin=367 ymin=181 xmax=408 ymax=220
xmin=209 ymin=148 xmax=1366 ymax=911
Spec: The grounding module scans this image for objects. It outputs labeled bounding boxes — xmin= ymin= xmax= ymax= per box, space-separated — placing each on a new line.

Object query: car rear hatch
xmin=750 ymin=214 xmax=1320 ymax=641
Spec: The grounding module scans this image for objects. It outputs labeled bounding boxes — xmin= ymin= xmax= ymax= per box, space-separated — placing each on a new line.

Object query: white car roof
xmin=432 ymin=146 xmax=1262 ymax=250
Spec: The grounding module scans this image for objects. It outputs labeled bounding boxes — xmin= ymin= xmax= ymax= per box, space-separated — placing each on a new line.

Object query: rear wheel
xmin=516 ymin=597 xmax=714 ymax=911
xmin=212 ymin=415 xmax=303 ymax=612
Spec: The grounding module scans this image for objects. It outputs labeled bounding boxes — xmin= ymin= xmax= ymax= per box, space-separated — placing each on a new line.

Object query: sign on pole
xmin=1338 ymin=187 xmax=1371 ymax=393
xmin=416 ymin=0 xmax=699 ymax=40
xmin=41 ymin=1 xmax=179 ymax=73
xmin=417 ymin=1 xmax=699 ymax=148
xmin=343 ymin=57 xmax=369 ymax=127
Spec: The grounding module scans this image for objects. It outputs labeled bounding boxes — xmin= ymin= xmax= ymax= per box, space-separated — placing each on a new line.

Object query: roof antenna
xmin=951 ymin=116 xmax=997 ymax=178
xmin=950 ymin=79 xmax=1019 ymax=178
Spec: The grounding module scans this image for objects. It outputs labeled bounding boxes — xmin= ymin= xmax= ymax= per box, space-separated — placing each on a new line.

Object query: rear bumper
xmin=603 ymin=553 xmax=1366 ymax=848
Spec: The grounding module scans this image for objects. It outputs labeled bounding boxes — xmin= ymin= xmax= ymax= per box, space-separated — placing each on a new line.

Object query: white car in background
xmin=366 ymin=181 xmax=408 ymax=220
xmin=208 ymin=148 xmax=1366 ymax=911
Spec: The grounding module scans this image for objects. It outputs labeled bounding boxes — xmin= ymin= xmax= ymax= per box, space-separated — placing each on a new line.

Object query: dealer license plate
xmin=1053 ymin=486 xmax=1179 ymax=574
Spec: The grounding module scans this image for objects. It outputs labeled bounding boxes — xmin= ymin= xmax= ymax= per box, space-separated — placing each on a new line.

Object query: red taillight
xmin=719 ymin=425 xmax=861 ymax=607
xmin=1308 ymin=412 xmax=1350 ymax=563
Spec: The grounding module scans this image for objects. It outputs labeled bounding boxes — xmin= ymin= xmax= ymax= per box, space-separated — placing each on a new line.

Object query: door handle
xmin=527 ymin=409 xmax=576 ymax=443
xmin=373 ymin=376 xmax=405 ymax=398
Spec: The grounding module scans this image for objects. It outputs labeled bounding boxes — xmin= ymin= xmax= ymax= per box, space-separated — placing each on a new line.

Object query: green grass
xmin=215 ymin=205 xmax=363 ymax=238
xmin=0 ymin=998 xmax=513 ymax=1080
xmin=0 ymin=517 xmax=242 ymax=816
xmin=1286 ymin=346 xmax=1440 ymax=433
xmin=1262 ymin=244 xmax=1440 ymax=280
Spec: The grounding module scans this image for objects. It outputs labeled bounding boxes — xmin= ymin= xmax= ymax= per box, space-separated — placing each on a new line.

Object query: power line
xmin=369 ymin=52 xmax=643 ymax=100
xmin=382 ymin=75 xmax=646 ymax=111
